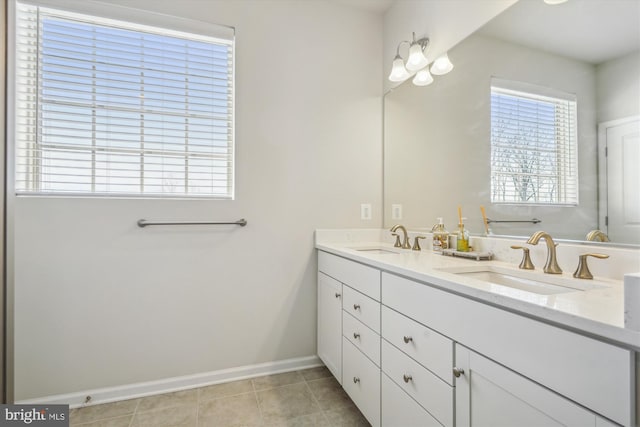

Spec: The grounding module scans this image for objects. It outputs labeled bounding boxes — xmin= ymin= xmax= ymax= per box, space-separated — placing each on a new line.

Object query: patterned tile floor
xmin=69 ymin=366 xmax=370 ymax=426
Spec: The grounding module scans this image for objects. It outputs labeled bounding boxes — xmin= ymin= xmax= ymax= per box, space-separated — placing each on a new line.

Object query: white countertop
xmin=316 ymin=238 xmax=640 ymax=351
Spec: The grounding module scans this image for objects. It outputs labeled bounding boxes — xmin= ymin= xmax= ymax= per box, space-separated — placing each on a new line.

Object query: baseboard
xmin=17 ymin=355 xmax=322 ymax=408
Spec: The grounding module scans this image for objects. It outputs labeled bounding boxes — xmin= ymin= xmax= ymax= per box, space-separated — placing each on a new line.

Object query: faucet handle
xmin=412 ymin=236 xmax=426 ymax=251
xmin=573 ymin=253 xmax=610 ymax=279
xmin=391 ymin=233 xmax=402 ymax=248
xmin=511 ymin=245 xmax=534 ymax=270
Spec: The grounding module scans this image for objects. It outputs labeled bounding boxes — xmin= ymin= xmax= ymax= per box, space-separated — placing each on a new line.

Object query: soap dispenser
xmin=456 ymin=217 xmax=470 ymax=252
xmin=432 ymin=217 xmax=449 ymax=252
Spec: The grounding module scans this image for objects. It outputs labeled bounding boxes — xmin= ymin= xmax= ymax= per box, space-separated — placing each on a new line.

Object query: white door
xmin=317 ymin=272 xmax=342 ymax=382
xmin=455 ymin=345 xmax=599 ymax=427
xmin=599 ymin=117 xmax=640 ymax=244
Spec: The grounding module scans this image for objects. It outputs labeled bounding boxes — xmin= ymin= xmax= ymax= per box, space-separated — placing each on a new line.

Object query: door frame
xmin=597 ymin=115 xmax=640 ymax=235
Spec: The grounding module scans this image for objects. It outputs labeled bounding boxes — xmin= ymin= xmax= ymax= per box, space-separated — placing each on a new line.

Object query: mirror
xmin=383 ymin=0 xmax=640 ymax=245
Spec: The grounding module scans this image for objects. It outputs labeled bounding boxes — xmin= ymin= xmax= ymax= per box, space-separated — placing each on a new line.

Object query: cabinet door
xmin=455 ymin=345 xmax=600 ymax=427
xmin=318 ymin=272 xmax=342 ymax=383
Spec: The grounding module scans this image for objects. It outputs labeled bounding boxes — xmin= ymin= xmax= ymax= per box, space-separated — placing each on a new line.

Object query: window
xmin=490 ymin=78 xmax=578 ymax=205
xmin=13 ymin=2 xmax=234 ymax=198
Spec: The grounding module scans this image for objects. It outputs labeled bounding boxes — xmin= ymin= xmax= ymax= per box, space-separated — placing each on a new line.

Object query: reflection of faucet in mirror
xmin=586 ymin=230 xmax=610 ymax=242
xmin=526 ymin=231 xmax=562 ymax=274
xmin=390 ymin=224 xmax=411 ymax=249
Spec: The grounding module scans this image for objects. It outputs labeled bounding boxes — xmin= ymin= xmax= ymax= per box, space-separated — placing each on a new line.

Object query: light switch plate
xmin=361 ymin=203 xmax=372 ymax=220
xmin=392 ymin=204 xmax=402 ymax=220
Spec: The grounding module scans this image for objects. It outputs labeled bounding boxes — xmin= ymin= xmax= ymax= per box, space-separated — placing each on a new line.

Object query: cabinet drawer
xmin=343 ymin=311 xmax=380 ymax=366
xmin=382 ymin=373 xmax=442 ymax=427
xmin=343 ymin=338 xmax=381 ymax=427
xmin=382 ymin=272 xmax=634 ymax=426
xmin=382 ymin=340 xmax=453 ymax=427
xmin=382 ymin=306 xmax=453 ymax=385
xmin=343 ymin=285 xmax=380 ymax=333
xmin=318 ymin=251 xmax=380 ymax=300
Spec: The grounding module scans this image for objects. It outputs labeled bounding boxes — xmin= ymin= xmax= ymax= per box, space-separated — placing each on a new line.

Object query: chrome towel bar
xmin=486 ymin=218 xmax=541 ymax=224
xmin=137 ymin=218 xmax=247 ymax=228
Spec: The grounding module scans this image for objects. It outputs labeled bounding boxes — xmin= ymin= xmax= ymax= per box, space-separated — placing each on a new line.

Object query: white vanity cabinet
xmin=382 ymin=272 xmax=634 ymax=427
xmin=317 ymin=250 xmax=636 ymax=427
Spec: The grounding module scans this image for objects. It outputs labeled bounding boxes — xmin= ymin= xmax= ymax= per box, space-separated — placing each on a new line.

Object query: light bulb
xmin=430 ymin=53 xmax=454 ymax=75
xmin=406 ymin=42 xmax=429 ymax=72
xmin=388 ymin=55 xmax=411 ymax=82
xmin=412 ymin=68 xmax=433 ymax=86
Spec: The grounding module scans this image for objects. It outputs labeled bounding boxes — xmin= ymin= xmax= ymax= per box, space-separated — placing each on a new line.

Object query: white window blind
xmin=490 ymin=79 xmax=578 ymax=205
xmin=14 ymin=2 xmax=235 ymax=198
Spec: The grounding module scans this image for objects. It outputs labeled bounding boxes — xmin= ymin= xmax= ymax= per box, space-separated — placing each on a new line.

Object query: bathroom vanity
xmin=316 ymin=230 xmax=638 ymax=427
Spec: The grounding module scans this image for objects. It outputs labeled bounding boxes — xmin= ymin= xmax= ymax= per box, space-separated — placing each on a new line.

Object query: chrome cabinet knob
xmin=334 ymin=293 xmax=341 ymax=298
xmin=353 ymin=332 xmax=360 ymax=339
xmin=353 ymin=304 xmax=361 ymax=310
xmin=403 ymin=374 xmax=413 ymax=383
xmin=353 ymin=377 xmax=360 ymax=384
xmin=453 ymin=367 xmax=465 ymax=378
xmin=403 ymin=336 xmax=413 ymax=344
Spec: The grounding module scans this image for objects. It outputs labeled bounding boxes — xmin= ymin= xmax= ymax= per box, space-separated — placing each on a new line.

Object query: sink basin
xmin=437 ymin=265 xmax=607 ymax=296
xmin=352 ymin=247 xmax=401 ymax=255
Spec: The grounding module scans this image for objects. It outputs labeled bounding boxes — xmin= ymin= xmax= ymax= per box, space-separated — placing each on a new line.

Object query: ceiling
xmin=478 ymin=0 xmax=640 ymax=65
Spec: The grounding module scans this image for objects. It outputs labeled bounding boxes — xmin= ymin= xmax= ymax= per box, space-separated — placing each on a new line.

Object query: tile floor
xmin=69 ymin=366 xmax=370 ymax=426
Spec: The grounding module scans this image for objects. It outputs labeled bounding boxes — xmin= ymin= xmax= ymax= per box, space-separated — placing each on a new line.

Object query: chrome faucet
xmin=390 ymin=224 xmax=411 ymax=249
xmin=526 ymin=231 xmax=562 ymax=274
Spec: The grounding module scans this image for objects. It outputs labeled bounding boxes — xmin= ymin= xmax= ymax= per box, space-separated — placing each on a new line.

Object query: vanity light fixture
xmin=388 ymin=32 xmax=453 ymax=86
xmin=543 ymin=0 xmax=568 ymax=4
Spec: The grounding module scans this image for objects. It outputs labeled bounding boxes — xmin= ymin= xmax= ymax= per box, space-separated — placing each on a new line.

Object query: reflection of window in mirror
xmin=490 ymin=78 xmax=578 ymax=206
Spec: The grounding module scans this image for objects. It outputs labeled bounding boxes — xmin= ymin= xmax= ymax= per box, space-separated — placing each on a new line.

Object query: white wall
xmin=382 ymin=0 xmax=516 ymax=92
xmin=384 ymin=34 xmax=598 ymax=239
xmin=596 ymin=50 xmax=640 ymax=123
xmin=12 ymin=0 xmax=383 ymax=400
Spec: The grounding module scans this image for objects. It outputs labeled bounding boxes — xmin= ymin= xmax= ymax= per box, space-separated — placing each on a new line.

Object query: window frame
xmin=9 ymin=0 xmax=236 ymax=199
xmin=489 ymin=78 xmax=579 ymax=206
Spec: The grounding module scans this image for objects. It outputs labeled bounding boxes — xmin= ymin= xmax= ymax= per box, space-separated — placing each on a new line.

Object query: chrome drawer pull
xmin=353 ymin=304 xmax=361 ymax=310
xmin=353 ymin=332 xmax=360 ymax=339
xmin=453 ymin=367 xmax=465 ymax=378
xmin=335 ymin=293 xmax=341 ymax=298
xmin=353 ymin=377 xmax=360 ymax=384
xmin=403 ymin=374 xmax=413 ymax=383
xmin=403 ymin=336 xmax=413 ymax=344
